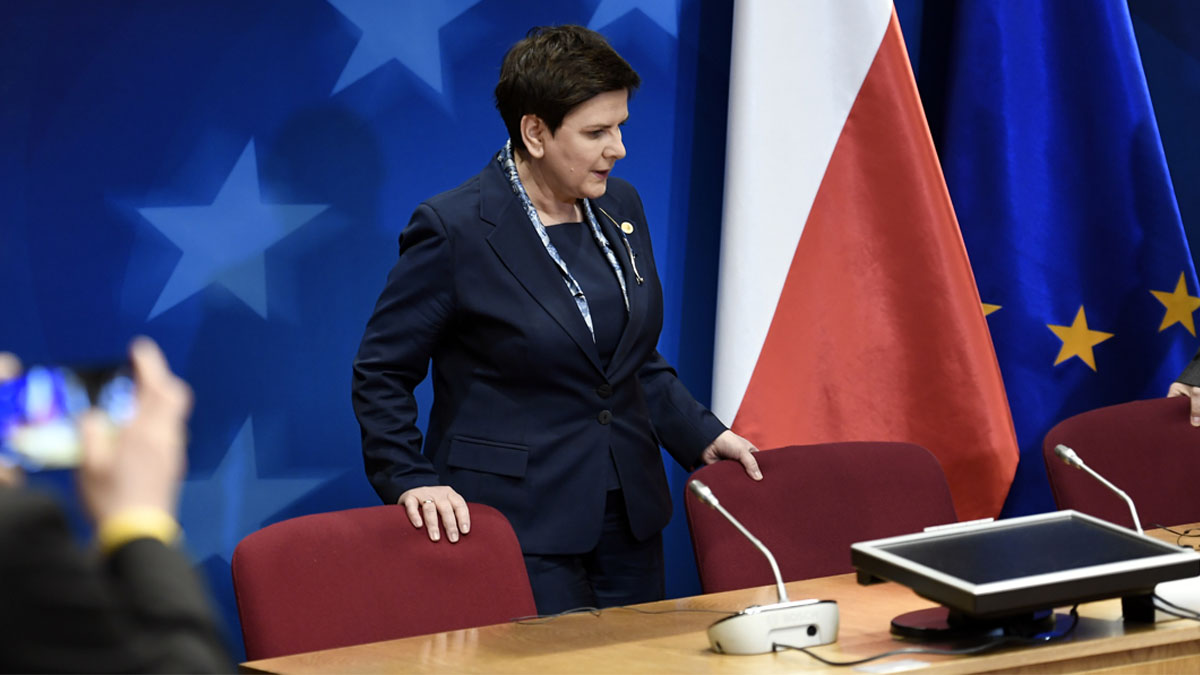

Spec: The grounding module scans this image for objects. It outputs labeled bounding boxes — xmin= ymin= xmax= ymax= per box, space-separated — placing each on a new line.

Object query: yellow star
xmin=1150 ymin=272 xmax=1200 ymax=336
xmin=1047 ymin=306 xmax=1113 ymax=371
xmin=982 ymin=303 xmax=1001 ymax=317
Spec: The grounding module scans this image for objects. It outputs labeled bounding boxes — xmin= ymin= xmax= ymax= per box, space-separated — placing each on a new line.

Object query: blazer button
xmin=597 ymin=410 xmax=612 ymax=425
xmin=596 ymin=383 xmax=613 ymax=398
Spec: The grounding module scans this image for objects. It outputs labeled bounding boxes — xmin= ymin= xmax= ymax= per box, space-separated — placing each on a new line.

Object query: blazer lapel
xmin=480 ymin=161 xmax=604 ymax=373
xmin=594 ymin=195 xmax=647 ymax=373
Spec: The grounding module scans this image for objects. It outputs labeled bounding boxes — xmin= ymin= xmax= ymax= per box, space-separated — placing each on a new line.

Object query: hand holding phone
xmin=78 ymin=338 xmax=191 ymax=522
xmin=0 ymin=363 xmax=134 ymax=471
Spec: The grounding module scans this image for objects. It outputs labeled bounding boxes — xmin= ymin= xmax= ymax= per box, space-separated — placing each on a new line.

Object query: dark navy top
xmin=546 ymin=221 xmax=628 ymax=490
xmin=544 ymin=222 xmax=628 ymax=367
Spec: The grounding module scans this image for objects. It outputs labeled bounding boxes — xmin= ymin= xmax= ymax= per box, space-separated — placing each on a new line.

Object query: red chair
xmin=1043 ymin=397 xmax=1200 ymax=530
xmin=232 ymin=503 xmax=535 ymax=660
xmin=685 ymin=442 xmax=957 ymax=594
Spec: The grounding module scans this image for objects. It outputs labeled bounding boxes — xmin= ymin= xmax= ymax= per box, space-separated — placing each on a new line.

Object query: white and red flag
xmin=713 ymin=0 xmax=1018 ymax=520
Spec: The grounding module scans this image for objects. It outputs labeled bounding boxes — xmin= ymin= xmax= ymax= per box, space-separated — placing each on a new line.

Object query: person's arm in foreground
xmin=0 ymin=338 xmax=231 ymax=673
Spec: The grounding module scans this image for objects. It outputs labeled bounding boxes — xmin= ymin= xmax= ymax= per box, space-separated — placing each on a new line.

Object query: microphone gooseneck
xmin=1053 ymin=444 xmax=1143 ymax=535
xmin=687 ymin=479 xmax=841 ymax=655
xmin=688 ymin=479 xmax=789 ymax=602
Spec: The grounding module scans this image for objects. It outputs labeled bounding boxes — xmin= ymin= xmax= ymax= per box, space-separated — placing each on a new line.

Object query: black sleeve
xmin=638 ymin=349 xmax=729 ymax=470
xmin=0 ymin=488 xmax=231 ymax=673
xmin=1177 ymin=346 xmax=1200 ymax=386
xmin=352 ymin=203 xmax=456 ymax=504
xmin=617 ymin=181 xmax=727 ymax=470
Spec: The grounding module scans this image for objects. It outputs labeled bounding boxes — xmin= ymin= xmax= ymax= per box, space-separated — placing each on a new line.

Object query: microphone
xmin=687 ymin=478 xmax=838 ymax=655
xmin=688 ymin=479 xmax=790 ymax=602
xmin=1054 ymin=444 xmax=1200 ymax=623
xmin=1053 ymin=444 xmax=1143 ymax=534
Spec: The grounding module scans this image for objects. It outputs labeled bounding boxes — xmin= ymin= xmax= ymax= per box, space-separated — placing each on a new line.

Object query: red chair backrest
xmin=685 ymin=442 xmax=957 ymax=594
xmin=232 ymin=503 xmax=535 ymax=660
xmin=1043 ymin=397 xmax=1200 ymax=530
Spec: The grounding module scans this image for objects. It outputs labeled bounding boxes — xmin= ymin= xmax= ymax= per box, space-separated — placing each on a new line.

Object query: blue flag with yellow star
xmin=924 ymin=0 xmax=1200 ymax=515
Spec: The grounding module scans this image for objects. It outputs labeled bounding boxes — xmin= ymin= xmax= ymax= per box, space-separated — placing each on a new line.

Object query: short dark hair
xmin=495 ymin=25 xmax=640 ymax=152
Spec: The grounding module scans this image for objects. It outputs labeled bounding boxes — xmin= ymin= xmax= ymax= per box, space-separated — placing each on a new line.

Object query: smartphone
xmin=0 ymin=364 xmax=135 ymax=471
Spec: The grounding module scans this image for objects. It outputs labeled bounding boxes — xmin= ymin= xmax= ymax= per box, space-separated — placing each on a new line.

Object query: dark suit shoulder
xmin=0 ymin=487 xmax=232 ymax=673
xmin=0 ymin=483 xmax=60 ymax=511
xmin=1178 ymin=346 xmax=1200 ymax=385
xmin=419 ymin=161 xmax=495 ymax=229
xmin=415 ymin=160 xmax=648 ymax=240
xmin=597 ymin=176 xmax=645 ymax=218
xmin=0 ymin=487 xmax=66 ymax=547
xmin=604 ymin=175 xmax=639 ymax=202
xmin=423 ymin=172 xmax=483 ymax=213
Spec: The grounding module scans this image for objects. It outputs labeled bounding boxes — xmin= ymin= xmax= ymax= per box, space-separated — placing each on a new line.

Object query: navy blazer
xmin=352 ymin=157 xmax=727 ymax=554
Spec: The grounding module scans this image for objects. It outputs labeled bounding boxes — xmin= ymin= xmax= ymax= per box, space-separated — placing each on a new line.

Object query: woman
xmin=352 ymin=25 xmax=760 ymax=614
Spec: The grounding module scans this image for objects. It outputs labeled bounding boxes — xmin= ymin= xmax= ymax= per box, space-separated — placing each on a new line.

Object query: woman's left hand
xmin=699 ymin=430 xmax=762 ymax=480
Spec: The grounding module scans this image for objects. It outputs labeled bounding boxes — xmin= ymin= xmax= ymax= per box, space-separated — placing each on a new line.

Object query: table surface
xmin=240 ymin=523 xmax=1200 ymax=674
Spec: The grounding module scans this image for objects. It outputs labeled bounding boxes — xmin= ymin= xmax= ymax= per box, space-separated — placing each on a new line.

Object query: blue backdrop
xmin=2 ymin=0 xmax=733 ymax=658
xmin=5 ymin=0 xmax=1200 ymax=660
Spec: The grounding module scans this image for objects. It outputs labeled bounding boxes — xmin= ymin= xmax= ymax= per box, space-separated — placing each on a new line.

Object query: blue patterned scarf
xmin=498 ymin=140 xmax=629 ymax=341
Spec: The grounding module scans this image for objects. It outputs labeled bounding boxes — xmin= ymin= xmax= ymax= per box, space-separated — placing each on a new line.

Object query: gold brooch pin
xmin=595 ymin=205 xmax=644 ymax=285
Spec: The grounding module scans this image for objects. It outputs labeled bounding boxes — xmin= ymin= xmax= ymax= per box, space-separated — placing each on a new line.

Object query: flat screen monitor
xmin=851 ymin=510 xmax=1200 ymax=619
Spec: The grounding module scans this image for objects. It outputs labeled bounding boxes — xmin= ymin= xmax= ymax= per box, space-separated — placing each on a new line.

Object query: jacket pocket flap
xmin=446 ymin=436 xmax=528 ymax=478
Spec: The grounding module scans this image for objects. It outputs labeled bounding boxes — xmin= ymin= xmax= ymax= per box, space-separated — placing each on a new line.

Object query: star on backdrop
xmin=588 ymin=0 xmax=679 ymax=36
xmin=327 ymin=0 xmax=482 ymax=95
xmin=179 ymin=417 xmax=326 ymax=563
xmin=137 ymin=141 xmax=330 ymax=320
xmin=1047 ymin=306 xmax=1114 ymax=371
xmin=1151 ymin=272 xmax=1200 ymax=335
xmin=982 ymin=302 xmax=1001 ymax=317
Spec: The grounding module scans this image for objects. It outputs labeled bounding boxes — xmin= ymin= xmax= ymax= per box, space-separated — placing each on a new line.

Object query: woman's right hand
xmin=398 ymin=485 xmax=471 ymax=543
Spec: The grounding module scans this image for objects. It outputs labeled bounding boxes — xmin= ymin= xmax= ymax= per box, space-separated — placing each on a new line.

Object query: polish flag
xmin=712 ymin=1 xmax=1018 ymax=519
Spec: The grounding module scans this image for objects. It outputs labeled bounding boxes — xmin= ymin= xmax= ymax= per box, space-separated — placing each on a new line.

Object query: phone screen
xmin=0 ymin=365 xmax=135 ymax=470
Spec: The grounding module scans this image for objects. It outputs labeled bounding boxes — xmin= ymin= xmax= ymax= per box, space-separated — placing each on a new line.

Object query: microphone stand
xmin=1051 ymin=444 xmax=1199 ymax=623
xmin=1053 ymin=444 xmax=1142 ymax=534
xmin=688 ymin=479 xmax=839 ymax=654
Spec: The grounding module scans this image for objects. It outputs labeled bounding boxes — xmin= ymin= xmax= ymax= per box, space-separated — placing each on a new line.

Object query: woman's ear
xmin=520 ymin=114 xmax=547 ymax=159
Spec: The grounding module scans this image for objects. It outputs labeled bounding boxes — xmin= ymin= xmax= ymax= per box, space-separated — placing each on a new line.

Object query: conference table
xmin=240 ymin=525 xmax=1200 ymax=673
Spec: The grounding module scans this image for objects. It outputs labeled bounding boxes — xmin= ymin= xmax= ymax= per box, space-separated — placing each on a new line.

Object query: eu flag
xmin=922 ymin=0 xmax=1199 ymax=515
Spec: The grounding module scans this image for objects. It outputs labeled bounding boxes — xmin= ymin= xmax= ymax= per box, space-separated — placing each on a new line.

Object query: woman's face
xmin=534 ymin=89 xmax=628 ymax=202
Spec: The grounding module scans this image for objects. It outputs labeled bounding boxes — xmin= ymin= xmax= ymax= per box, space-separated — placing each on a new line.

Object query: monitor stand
xmin=890 ymin=606 xmax=1055 ymax=641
